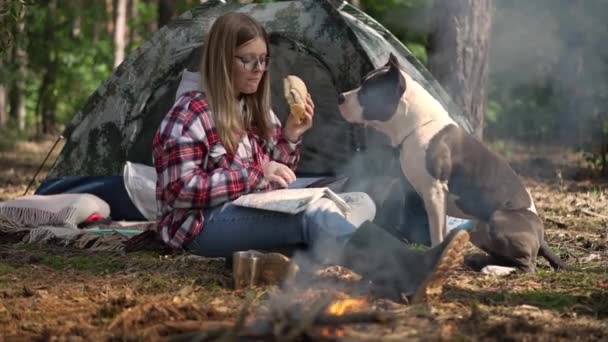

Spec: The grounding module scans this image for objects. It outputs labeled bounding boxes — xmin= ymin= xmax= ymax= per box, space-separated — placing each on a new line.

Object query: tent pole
xmin=23 ymin=135 xmax=64 ymax=196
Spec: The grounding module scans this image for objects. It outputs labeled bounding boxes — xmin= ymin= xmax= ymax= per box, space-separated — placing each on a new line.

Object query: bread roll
xmin=283 ymin=75 xmax=308 ymax=124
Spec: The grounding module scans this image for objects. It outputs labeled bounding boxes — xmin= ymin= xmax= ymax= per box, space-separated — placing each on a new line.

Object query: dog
xmin=337 ymin=54 xmax=567 ymax=273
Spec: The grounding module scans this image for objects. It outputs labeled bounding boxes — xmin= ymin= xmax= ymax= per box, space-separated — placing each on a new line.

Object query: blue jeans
xmin=186 ymin=192 xmax=376 ymax=259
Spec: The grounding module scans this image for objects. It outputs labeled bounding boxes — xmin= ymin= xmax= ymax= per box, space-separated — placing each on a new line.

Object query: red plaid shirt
xmin=152 ymin=91 xmax=300 ymax=249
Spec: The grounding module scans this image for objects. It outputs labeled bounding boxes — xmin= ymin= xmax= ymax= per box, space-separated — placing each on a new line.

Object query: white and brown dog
xmin=338 ymin=54 xmax=567 ymax=273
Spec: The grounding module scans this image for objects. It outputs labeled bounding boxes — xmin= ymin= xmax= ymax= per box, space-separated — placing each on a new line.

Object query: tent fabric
xmin=44 ymin=0 xmax=471 ymax=180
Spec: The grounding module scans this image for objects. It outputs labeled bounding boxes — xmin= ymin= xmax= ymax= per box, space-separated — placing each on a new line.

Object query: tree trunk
xmin=70 ymin=0 xmax=82 ymax=38
xmin=128 ymin=0 xmax=139 ymax=49
xmin=0 ymin=83 xmax=6 ymax=127
xmin=556 ymin=0 xmax=585 ymax=146
xmin=0 ymin=58 xmax=6 ymax=127
xmin=113 ymin=0 xmax=128 ymax=68
xmin=9 ymin=5 xmax=27 ymax=131
xmin=428 ymin=0 xmax=493 ymax=140
xmin=158 ymin=0 xmax=176 ymax=29
xmin=105 ymin=0 xmax=115 ymax=35
xmin=38 ymin=0 xmax=59 ymax=135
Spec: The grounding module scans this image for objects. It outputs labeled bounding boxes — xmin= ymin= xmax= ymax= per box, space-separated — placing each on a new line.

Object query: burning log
xmin=316 ymin=311 xmax=395 ymax=325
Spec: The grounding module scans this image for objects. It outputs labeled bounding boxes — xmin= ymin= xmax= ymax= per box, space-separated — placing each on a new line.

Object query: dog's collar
xmin=394 ymin=119 xmax=436 ymax=149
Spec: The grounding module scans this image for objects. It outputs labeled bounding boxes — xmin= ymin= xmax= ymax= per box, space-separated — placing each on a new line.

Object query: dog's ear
xmin=387 ymin=57 xmax=407 ymax=99
xmin=387 ymin=53 xmax=400 ymax=68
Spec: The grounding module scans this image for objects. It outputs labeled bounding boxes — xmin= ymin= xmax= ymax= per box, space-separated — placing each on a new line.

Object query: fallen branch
xmin=579 ymin=208 xmax=608 ymax=220
xmin=545 ymin=216 xmax=567 ymax=228
xmin=216 ymin=290 xmax=255 ymax=342
xmin=283 ymin=295 xmax=336 ymax=341
xmin=150 ymin=321 xmax=232 ymax=341
xmin=239 ymin=309 xmax=398 ymax=340
xmin=315 ymin=311 xmax=396 ymax=325
xmin=172 ymin=308 xmax=398 ymax=341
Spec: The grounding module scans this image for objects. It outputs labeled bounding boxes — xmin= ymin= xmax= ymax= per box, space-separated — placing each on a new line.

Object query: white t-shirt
xmin=175 ymin=69 xmax=203 ymax=101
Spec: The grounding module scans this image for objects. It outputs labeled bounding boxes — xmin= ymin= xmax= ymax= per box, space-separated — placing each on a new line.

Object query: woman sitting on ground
xmin=152 ymin=12 xmax=469 ymax=302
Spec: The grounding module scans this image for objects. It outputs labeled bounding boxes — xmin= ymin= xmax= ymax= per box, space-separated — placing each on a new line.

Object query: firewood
xmin=154 ymin=321 xmax=232 ymax=341
xmin=169 ymin=294 xmax=397 ymax=341
xmin=215 ymin=290 xmax=255 ymax=342
xmin=315 ymin=311 xmax=396 ymax=325
xmin=283 ymin=295 xmax=335 ymax=341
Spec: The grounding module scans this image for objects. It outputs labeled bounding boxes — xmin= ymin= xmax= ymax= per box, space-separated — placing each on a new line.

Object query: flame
xmin=319 ymin=296 xmax=369 ymax=337
xmin=321 ymin=327 xmax=345 ymax=337
xmin=325 ymin=297 xmax=368 ymax=316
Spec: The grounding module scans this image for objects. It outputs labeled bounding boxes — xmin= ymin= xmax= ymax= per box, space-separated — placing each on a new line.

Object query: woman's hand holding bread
xmin=283 ymin=75 xmax=314 ymax=143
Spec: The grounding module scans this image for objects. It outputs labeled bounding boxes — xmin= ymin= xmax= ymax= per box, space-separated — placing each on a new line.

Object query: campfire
xmin=165 ymin=266 xmax=405 ymax=340
xmin=325 ymin=297 xmax=368 ymax=316
xmin=321 ymin=296 xmax=369 ymax=337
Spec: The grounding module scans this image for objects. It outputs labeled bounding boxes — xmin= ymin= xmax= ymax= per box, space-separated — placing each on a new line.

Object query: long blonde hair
xmin=201 ymin=12 xmax=272 ymax=152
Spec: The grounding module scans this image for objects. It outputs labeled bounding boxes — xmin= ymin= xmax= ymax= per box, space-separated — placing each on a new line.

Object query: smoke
xmin=360 ymin=0 xmax=608 ymax=147
xmin=487 ymin=0 xmax=608 ymax=145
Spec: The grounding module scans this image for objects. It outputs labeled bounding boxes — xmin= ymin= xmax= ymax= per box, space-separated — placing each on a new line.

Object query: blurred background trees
xmin=0 ymin=0 xmax=607 ymax=175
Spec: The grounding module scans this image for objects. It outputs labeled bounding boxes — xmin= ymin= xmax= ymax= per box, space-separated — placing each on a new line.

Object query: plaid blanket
xmin=0 ymin=214 xmax=163 ymax=253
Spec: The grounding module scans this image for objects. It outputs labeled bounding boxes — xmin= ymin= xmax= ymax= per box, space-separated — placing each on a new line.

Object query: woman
xmin=153 ymin=12 xmax=469 ymax=302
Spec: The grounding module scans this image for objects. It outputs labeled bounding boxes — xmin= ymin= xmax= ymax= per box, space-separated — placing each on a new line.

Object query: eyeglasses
xmin=235 ymin=55 xmax=271 ymax=71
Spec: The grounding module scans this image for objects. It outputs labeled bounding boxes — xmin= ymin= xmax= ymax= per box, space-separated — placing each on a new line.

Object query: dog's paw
xmin=480 ymin=265 xmax=517 ymax=276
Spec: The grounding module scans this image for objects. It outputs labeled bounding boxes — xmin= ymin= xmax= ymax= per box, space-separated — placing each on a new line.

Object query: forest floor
xmin=0 ymin=137 xmax=607 ymax=341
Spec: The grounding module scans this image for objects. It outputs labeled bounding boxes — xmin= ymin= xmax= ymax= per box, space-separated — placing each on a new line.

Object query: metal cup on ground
xmin=232 ymin=250 xmax=298 ymax=289
xmin=232 ymin=250 xmax=262 ymax=289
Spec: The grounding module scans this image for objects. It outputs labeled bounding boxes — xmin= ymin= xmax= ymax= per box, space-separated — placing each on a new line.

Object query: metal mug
xmin=232 ymin=250 xmax=262 ymax=289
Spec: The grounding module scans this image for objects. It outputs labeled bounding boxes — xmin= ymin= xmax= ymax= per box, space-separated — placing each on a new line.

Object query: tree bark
xmin=428 ymin=0 xmax=493 ymax=140
xmin=113 ymin=0 xmax=128 ymax=68
xmin=69 ymin=0 xmax=82 ymax=38
xmin=105 ymin=0 xmax=115 ymax=35
xmin=0 ymin=57 xmax=6 ymax=127
xmin=128 ymin=0 xmax=139 ymax=49
xmin=37 ymin=0 xmax=59 ymax=135
xmin=0 ymin=83 xmax=6 ymax=127
xmin=556 ymin=0 xmax=585 ymax=146
xmin=9 ymin=4 xmax=27 ymax=131
xmin=158 ymin=0 xmax=176 ymax=29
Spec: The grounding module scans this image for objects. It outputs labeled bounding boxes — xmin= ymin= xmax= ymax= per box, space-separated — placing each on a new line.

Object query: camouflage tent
xmin=44 ymin=0 xmax=470 ymax=180
xmin=39 ymin=0 xmax=472 ymax=244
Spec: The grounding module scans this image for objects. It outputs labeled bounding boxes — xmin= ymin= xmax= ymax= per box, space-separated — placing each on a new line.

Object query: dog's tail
xmin=539 ymin=242 xmax=569 ymax=270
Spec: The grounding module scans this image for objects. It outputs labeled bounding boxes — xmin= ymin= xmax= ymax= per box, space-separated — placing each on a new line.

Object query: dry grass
xmin=0 ymin=137 xmax=607 ymax=340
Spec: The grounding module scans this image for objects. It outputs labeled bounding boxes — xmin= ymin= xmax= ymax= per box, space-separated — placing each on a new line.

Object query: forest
xmin=0 ymin=1 xmax=607 ymax=340
xmin=1 ymin=0 xmax=607 ymax=174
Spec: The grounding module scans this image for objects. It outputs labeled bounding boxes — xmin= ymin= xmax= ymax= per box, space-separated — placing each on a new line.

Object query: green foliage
xmin=0 ymin=263 xmax=17 ymax=276
xmin=0 ymin=0 xmax=40 ymax=59
xmin=39 ymin=254 xmax=126 ymax=274
xmin=486 ymin=290 xmax=578 ymax=311
xmin=0 ymin=120 xmax=29 ymax=151
xmin=0 ymin=0 xmax=197 ymax=136
xmin=15 ymin=243 xmax=126 ymax=274
xmin=361 ymin=0 xmax=431 ymax=62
